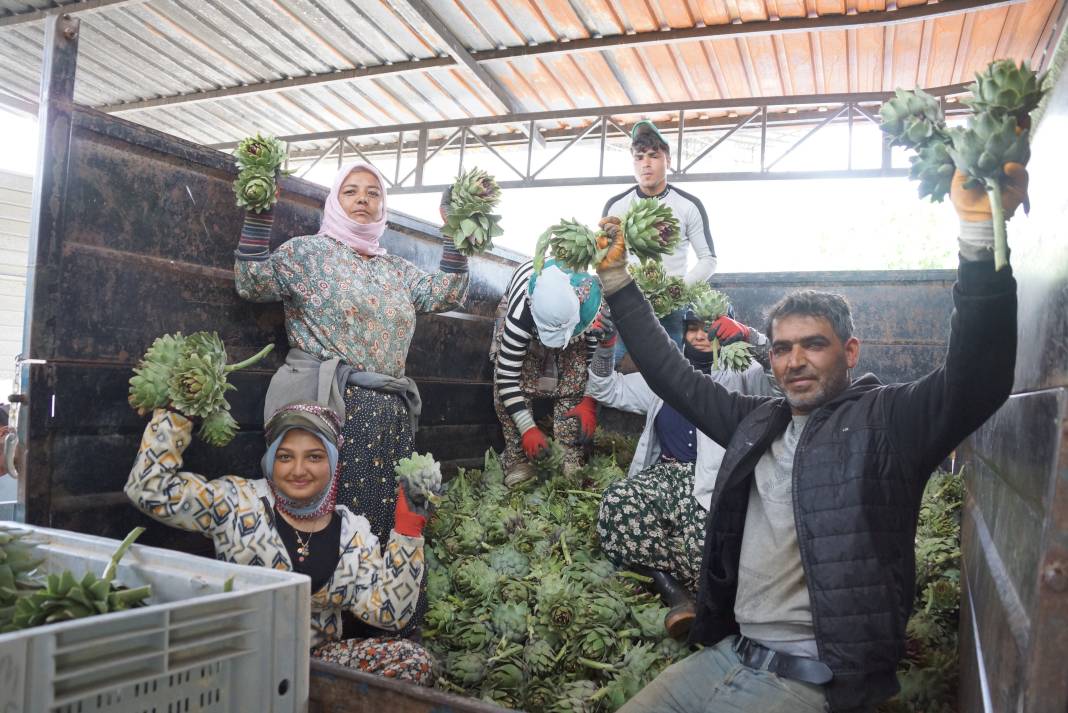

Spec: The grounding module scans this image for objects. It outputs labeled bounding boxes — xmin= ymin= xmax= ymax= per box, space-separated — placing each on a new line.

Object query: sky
xmin=0 ymin=107 xmax=960 ymax=273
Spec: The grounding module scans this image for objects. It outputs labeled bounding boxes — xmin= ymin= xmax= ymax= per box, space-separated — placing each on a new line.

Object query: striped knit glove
xmin=439 ymin=232 xmax=468 ymax=274
xmin=235 ymin=208 xmax=273 ymax=260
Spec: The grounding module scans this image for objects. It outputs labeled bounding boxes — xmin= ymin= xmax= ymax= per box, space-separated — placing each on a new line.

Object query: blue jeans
xmin=618 ymin=636 xmax=828 ymax=713
xmin=615 ymin=307 xmax=686 ymax=366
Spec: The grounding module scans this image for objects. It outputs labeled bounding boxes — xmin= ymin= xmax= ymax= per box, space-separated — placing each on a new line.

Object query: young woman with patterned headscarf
xmin=125 ymin=402 xmax=434 ymax=684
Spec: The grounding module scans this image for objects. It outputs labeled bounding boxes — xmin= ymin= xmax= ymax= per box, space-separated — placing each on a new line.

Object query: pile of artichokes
xmin=879 ymin=60 xmax=1046 ymax=270
xmin=128 ymin=332 xmax=273 ymax=447
xmin=424 ymin=439 xmax=693 ymax=711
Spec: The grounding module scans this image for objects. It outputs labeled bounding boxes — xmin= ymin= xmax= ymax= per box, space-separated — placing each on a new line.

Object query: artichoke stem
xmin=985 ymin=178 xmax=1009 ymax=271
xmin=102 ymin=526 xmax=145 ymax=583
xmin=558 ymin=531 xmax=573 ymax=565
xmin=225 ymin=343 xmax=275 ymax=373
xmin=577 ymin=657 xmax=616 ymax=671
xmin=111 ymin=585 xmax=152 ymax=604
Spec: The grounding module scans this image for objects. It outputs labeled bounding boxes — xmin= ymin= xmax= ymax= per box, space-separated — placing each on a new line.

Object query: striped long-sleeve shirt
xmin=493 ymin=260 xmax=598 ymax=433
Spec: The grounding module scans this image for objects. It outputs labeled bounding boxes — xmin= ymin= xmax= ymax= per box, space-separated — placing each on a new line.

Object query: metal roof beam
xmin=391 ymin=0 xmax=517 ymax=114
xmin=474 ymin=0 xmax=1030 ymax=62
xmin=0 ymin=91 xmax=37 ymax=115
xmin=0 ymin=0 xmax=149 ymax=28
xmin=208 ymin=83 xmax=971 ymax=149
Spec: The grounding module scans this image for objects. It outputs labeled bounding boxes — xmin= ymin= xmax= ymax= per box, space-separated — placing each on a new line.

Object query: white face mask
xmin=530 ymin=266 xmax=581 ymax=348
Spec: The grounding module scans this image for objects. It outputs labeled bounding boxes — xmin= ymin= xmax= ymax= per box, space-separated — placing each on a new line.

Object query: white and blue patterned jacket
xmin=126 ymin=410 xmax=424 ymax=647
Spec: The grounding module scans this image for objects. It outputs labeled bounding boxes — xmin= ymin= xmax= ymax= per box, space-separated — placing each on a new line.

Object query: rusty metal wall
xmin=957 ymin=51 xmax=1068 ymax=713
xmin=15 ymin=15 xmax=516 ymax=550
xmin=714 ymin=269 xmax=956 ymax=385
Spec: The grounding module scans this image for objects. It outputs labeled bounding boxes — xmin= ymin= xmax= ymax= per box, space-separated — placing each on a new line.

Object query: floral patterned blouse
xmin=235 ymin=235 xmax=469 ymax=377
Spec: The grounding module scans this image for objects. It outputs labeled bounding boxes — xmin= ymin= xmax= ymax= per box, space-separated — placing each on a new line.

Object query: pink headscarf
xmin=319 ymin=161 xmax=388 ymax=256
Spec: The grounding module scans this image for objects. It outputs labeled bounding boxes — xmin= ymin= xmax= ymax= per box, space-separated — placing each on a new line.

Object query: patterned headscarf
xmin=261 ymin=402 xmax=344 ymax=520
xmin=319 ymin=162 xmax=388 ymax=257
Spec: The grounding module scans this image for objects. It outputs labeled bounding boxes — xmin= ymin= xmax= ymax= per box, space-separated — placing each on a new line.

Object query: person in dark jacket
xmin=592 ymin=164 xmax=1026 ymax=713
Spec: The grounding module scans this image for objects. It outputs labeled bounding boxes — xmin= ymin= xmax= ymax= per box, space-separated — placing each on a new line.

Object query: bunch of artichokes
xmin=533 ymin=199 xmax=680 ymax=275
xmin=128 ymin=332 xmax=274 ymax=446
xmin=880 ymin=60 xmax=1046 ymax=270
xmin=425 ymin=442 xmax=693 ymax=711
xmin=442 ymin=167 xmax=504 ymax=256
xmin=628 ymin=261 xmax=691 ymax=319
xmin=233 ymin=133 xmax=289 ymax=213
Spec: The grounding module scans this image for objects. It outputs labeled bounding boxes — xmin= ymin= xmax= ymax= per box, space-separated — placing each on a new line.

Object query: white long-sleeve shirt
xmin=602 ymin=184 xmax=717 ymax=285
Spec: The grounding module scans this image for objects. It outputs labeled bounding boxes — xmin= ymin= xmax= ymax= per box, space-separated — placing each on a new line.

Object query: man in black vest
xmin=593 ymin=164 xmax=1026 ymax=713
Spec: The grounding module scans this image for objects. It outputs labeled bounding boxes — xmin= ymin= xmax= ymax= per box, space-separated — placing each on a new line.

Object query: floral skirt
xmin=338 ymin=385 xmax=426 ymax=636
xmin=312 ymin=637 xmax=436 ymax=686
xmin=596 ymin=461 xmax=707 ymax=591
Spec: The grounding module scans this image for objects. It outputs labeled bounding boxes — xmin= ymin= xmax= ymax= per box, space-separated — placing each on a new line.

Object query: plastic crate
xmin=0 ymin=523 xmax=311 ymax=712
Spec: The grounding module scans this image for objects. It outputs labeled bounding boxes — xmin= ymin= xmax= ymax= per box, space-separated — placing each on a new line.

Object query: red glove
xmin=393 ymin=485 xmax=426 ymax=537
xmin=521 ymin=427 xmax=549 ymax=460
xmin=564 ymin=396 xmax=598 ymax=444
xmin=588 ymin=310 xmax=616 ymax=347
xmin=709 ymin=315 xmax=750 ymax=345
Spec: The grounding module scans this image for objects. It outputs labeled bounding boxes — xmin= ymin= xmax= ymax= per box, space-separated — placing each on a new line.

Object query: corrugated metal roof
xmin=0 ymin=0 xmax=1063 ymax=153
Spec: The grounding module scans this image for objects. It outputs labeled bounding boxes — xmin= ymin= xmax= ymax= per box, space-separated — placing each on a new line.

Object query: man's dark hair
xmin=764 ymin=290 xmax=855 ymax=342
xmin=631 ymin=127 xmax=669 ymax=156
xmin=439 ymin=185 xmax=453 ymax=210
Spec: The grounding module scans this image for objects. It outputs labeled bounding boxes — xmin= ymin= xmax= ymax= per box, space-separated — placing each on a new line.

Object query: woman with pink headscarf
xmin=233 ymin=163 xmax=468 ymax=634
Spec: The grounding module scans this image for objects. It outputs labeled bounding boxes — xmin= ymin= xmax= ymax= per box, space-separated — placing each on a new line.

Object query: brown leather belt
xmin=733 ymin=635 xmax=834 ymax=686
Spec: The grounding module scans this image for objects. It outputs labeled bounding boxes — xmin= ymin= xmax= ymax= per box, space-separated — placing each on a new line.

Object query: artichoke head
xmin=964 ymin=60 xmax=1045 ymax=123
xmin=908 ymin=140 xmax=956 ymax=203
xmin=128 ymin=332 xmax=187 ymax=413
xmin=878 ymin=88 xmax=947 ymax=149
xmin=491 ymin=600 xmax=530 ymax=642
xmin=948 ymin=112 xmax=1031 ymax=189
xmin=199 ymin=409 xmax=239 ymax=447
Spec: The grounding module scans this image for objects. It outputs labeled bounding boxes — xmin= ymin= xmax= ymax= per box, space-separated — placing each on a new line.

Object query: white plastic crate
xmin=0 ymin=523 xmax=311 ymax=712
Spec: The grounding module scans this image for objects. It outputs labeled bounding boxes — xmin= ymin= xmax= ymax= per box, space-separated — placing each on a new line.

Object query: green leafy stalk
xmin=224 ymin=343 xmax=275 ymax=373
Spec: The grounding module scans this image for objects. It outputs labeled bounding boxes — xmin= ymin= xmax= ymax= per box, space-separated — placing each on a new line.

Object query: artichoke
xmin=443 ymin=168 xmax=504 ymax=256
xmin=948 ymin=112 xmax=1031 ymax=270
xmin=909 ymin=140 xmax=956 ymax=203
xmin=629 ymin=261 xmax=691 ymax=318
xmin=717 ymin=341 xmax=755 ymax=372
xmin=199 ymin=409 xmax=239 ymax=448
xmin=424 ymin=597 xmax=458 ymax=635
xmin=454 ymin=558 xmax=498 ymax=603
xmin=235 ymin=133 xmax=288 ymax=171
xmin=488 ymin=545 xmax=530 ymax=578
xmin=128 ymin=332 xmax=187 ymax=414
xmin=484 ymin=660 xmax=525 ymax=697
xmin=235 ymin=168 xmax=277 ymax=213
xmin=447 ymin=651 xmax=488 ymax=686
xmin=622 ymin=198 xmax=681 ymax=263
xmin=394 ymin=452 xmax=443 ymax=507
xmin=964 ymin=60 xmax=1045 ymax=124
xmin=168 ymin=351 xmax=231 ymax=418
xmin=578 ymin=624 xmax=620 ymax=661
xmin=524 ymin=638 xmax=558 ymax=677
xmin=491 ymin=601 xmax=530 ymax=643
xmin=533 ymin=438 xmax=566 ymax=479
xmin=879 ymin=88 xmax=948 ymax=149
xmin=533 ymin=219 xmax=607 ymax=274
xmin=690 ymin=287 xmax=730 ymax=324
xmin=548 ymin=680 xmax=600 ymax=713
xmin=588 ymin=593 xmax=630 ymax=629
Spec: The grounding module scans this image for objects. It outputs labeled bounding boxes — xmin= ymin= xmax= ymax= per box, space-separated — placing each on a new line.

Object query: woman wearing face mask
xmin=490 ymin=259 xmax=604 ymax=486
xmin=233 ymin=164 xmax=468 ymax=633
xmin=587 ymin=306 xmax=773 ymax=640
xmin=125 ymin=403 xmax=434 ymax=683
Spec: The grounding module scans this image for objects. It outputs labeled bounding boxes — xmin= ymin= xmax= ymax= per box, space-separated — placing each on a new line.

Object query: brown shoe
xmin=665 ymin=601 xmax=696 ymax=640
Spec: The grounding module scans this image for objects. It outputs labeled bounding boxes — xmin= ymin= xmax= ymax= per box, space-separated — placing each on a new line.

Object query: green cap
xmin=630 ymin=119 xmax=669 ymax=150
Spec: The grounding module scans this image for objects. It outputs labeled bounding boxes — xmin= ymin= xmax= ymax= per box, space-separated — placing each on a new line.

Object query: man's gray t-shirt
xmin=734 ymin=413 xmax=819 ymax=659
